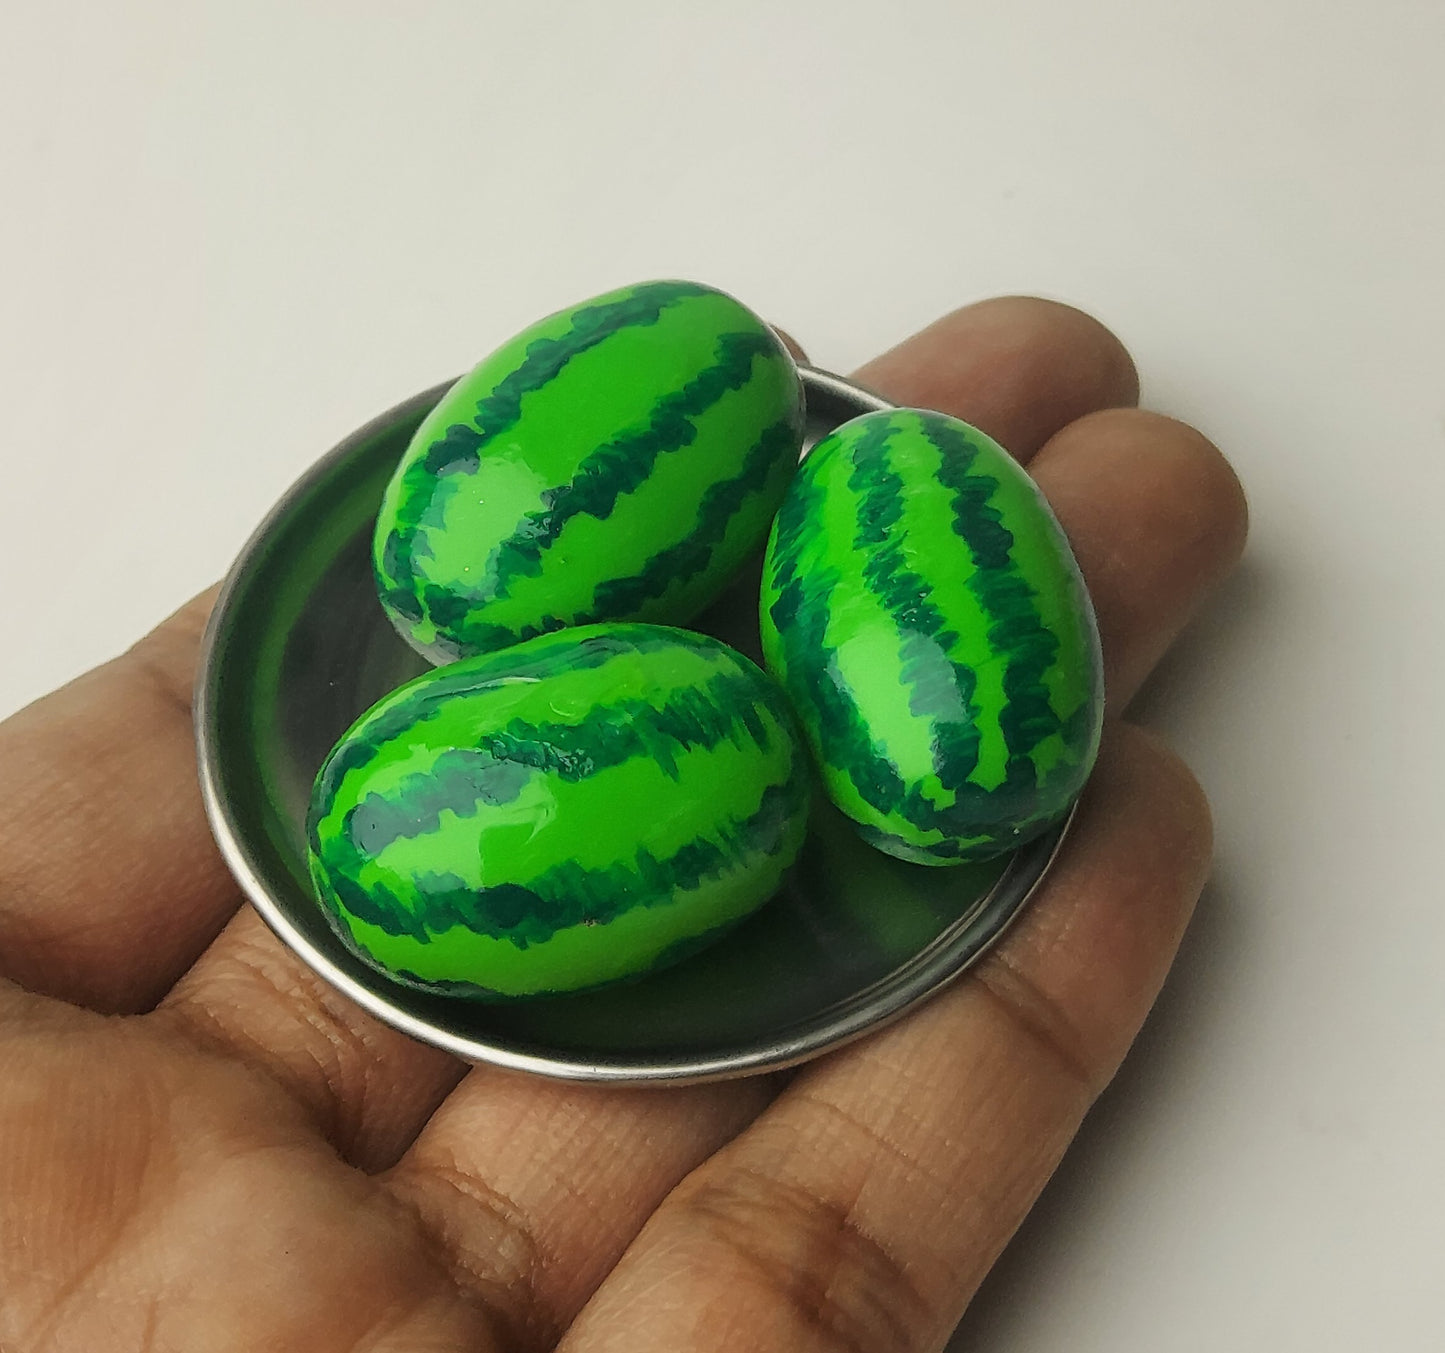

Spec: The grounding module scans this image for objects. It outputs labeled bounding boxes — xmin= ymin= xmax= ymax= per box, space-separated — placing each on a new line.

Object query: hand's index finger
xmin=854 ymin=296 xmax=1140 ymax=462
xmin=0 ymin=587 xmax=239 ymax=1013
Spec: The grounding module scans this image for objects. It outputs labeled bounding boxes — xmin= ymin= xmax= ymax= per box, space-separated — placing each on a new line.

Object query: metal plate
xmin=194 ymin=366 xmax=1071 ymax=1084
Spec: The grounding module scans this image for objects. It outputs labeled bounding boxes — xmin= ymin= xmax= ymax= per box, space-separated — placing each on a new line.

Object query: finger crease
xmin=164 ymin=941 xmax=398 ymax=1158
xmin=386 ymin=1158 xmax=559 ymax=1352
xmin=678 ymin=1166 xmax=932 ymax=1353
xmin=153 ymin=997 xmax=341 ymax=1147
xmin=966 ymin=952 xmax=1099 ymax=1095
xmin=123 ymin=645 xmax=195 ymax=721
xmin=788 ymin=1089 xmax=953 ymax=1200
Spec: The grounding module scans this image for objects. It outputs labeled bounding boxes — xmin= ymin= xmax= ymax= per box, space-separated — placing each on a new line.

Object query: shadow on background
xmin=948 ymin=557 xmax=1273 ymax=1348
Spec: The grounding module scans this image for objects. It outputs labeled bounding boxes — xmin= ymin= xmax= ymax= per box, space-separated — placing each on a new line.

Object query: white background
xmin=3 ymin=2 xmax=1442 ymax=1347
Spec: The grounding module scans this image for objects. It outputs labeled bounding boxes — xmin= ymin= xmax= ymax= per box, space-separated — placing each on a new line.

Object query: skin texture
xmin=0 ymin=296 xmax=1247 ymax=1352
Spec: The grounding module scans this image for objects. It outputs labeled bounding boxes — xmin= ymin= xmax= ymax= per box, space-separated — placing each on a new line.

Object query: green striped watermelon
xmin=760 ymin=408 xmax=1103 ymax=865
xmin=374 ymin=279 xmax=805 ymax=664
xmin=307 ymin=623 xmax=811 ymax=998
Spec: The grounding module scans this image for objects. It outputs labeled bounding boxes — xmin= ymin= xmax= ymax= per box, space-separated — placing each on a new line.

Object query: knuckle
xmin=384 ymin=1158 xmax=556 ymax=1351
xmin=674 ymin=1166 xmax=933 ymax=1353
xmin=968 ymin=952 xmax=1102 ymax=1096
xmin=155 ymin=934 xmax=373 ymax=1153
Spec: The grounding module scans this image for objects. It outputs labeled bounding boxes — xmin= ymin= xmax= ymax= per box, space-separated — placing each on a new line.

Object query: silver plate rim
xmin=193 ymin=365 xmax=1074 ymax=1086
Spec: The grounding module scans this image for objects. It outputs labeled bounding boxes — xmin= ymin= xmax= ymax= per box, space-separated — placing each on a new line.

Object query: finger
xmin=848 ymin=296 xmax=1246 ymax=708
xmin=381 ymin=1075 xmax=776 ymax=1349
xmin=559 ymin=723 xmax=1212 ymax=1352
xmin=0 ymin=589 xmax=243 ymax=1013
xmin=156 ymin=931 xmax=774 ymax=1328
xmin=1030 ymin=408 xmax=1249 ymax=707
xmin=854 ymin=296 xmax=1140 ymax=460
xmin=155 ymin=297 xmax=1191 ymax=1320
xmin=379 ymin=426 xmax=1240 ymax=1340
xmin=772 ymin=325 xmax=809 ymax=363
xmin=151 ymin=908 xmax=466 ymax=1172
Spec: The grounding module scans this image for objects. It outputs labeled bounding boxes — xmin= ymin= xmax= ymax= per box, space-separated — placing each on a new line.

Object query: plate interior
xmin=198 ymin=371 xmax=1064 ymax=1080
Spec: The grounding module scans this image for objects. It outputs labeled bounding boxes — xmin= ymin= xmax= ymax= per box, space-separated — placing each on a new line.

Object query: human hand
xmin=0 ymin=297 xmax=1247 ymax=1352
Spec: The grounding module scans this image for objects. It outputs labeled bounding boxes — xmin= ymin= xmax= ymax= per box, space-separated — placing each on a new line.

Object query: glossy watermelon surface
xmin=374 ymin=280 xmax=804 ymax=663
xmin=307 ymin=623 xmax=811 ymax=998
xmin=760 ymin=407 xmax=1103 ymax=864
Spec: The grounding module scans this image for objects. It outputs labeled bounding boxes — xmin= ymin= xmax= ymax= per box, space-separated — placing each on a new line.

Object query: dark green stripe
xmin=481 ymin=329 xmax=779 ymax=600
xmin=309 ymin=625 xmax=707 ymax=819
xmin=357 ymin=666 xmax=774 ymax=850
xmin=765 ymin=457 xmax=917 ymax=824
xmin=413 ymin=594 xmax=555 ymax=657
xmin=378 ymin=280 xmax=708 ymax=610
xmin=846 ymin=416 xmax=985 ymax=807
xmin=345 ymin=751 xmax=533 ymax=855
xmin=592 ymin=417 xmax=796 ymax=616
xmin=922 ymin=417 xmax=1062 ymax=764
xmin=345 ymin=664 xmax=779 ymax=851
xmin=331 ymin=772 xmax=807 ymax=947
xmin=766 ymin=432 xmax=1040 ymax=847
xmin=316 ymin=661 xmax=780 ymax=880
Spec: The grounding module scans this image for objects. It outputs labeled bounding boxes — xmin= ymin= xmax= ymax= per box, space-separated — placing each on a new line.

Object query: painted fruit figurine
xmin=760 ymin=407 xmax=1103 ymax=865
xmin=373 ymin=279 xmax=806 ymax=664
xmin=307 ymin=623 xmax=812 ymax=998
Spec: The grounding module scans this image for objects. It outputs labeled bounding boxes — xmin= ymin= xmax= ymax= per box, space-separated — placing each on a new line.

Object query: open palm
xmin=0 ymin=298 xmax=1246 ymax=1352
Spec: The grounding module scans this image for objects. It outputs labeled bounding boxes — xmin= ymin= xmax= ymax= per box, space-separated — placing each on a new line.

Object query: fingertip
xmin=987 ymin=295 xmax=1141 ymax=411
xmin=1096 ymin=722 xmax=1215 ymax=891
xmin=1058 ymin=408 xmax=1248 ymax=562
xmin=854 ymin=295 xmax=1139 ymax=458
xmin=1030 ymin=408 xmax=1249 ymax=705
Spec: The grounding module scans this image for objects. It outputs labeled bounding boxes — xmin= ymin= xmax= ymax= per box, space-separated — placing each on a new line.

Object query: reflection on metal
xmin=195 ymin=366 xmax=1072 ymax=1084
